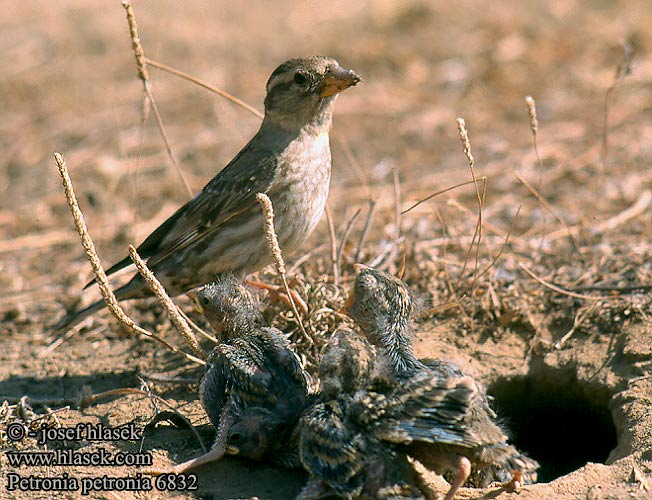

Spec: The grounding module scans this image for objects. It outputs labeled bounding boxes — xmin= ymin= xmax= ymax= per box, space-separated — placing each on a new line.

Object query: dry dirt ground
xmin=1 ymin=1 xmax=652 ymax=499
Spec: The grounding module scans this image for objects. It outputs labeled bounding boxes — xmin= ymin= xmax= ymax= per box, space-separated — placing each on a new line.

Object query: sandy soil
xmin=1 ymin=1 xmax=651 ymax=499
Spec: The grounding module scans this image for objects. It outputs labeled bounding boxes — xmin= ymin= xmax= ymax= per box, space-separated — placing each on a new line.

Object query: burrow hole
xmin=488 ymin=365 xmax=619 ymax=483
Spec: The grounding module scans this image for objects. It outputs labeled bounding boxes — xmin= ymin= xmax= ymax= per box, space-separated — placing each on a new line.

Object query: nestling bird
xmin=298 ymin=369 xmax=478 ymax=500
xmin=148 ymin=276 xmax=309 ymax=474
xmin=347 ymin=264 xmax=539 ymax=500
xmin=55 ymin=56 xmax=360 ymax=331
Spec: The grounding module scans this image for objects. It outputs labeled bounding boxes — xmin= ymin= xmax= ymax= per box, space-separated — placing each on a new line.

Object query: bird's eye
xmin=293 ymin=72 xmax=307 ymax=85
xmin=230 ymin=432 xmax=242 ymax=443
xmin=202 ymin=297 xmax=210 ymax=306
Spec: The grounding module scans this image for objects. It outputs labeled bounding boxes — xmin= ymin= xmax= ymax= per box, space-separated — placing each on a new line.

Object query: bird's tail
xmin=52 ymin=276 xmax=147 ymax=333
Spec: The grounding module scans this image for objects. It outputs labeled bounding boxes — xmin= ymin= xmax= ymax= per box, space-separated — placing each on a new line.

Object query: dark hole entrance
xmin=488 ymin=367 xmax=618 ymax=483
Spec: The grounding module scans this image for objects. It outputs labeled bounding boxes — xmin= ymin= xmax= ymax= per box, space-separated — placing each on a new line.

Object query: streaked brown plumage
xmin=347 ymin=265 xmax=539 ymax=500
xmin=55 ymin=56 xmax=360 ymax=332
xmin=153 ymin=276 xmax=309 ymax=474
xmin=298 ymin=370 xmax=478 ymax=500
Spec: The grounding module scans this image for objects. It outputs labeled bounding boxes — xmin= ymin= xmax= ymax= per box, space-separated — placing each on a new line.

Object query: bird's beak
xmin=187 ymin=290 xmax=204 ymax=314
xmin=353 ymin=263 xmax=369 ymax=275
xmin=320 ymin=64 xmax=361 ymax=98
xmin=225 ymin=445 xmax=239 ymax=455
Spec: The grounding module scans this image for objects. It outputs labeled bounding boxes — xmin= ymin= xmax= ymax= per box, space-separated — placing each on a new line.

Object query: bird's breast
xmin=269 ymin=131 xmax=332 ymax=250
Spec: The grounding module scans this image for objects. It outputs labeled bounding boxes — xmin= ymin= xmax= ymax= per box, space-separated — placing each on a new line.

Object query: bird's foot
xmin=499 ymin=471 xmax=523 ymax=493
xmin=141 ymin=447 xmax=226 ymax=476
xmin=245 ymin=279 xmax=308 ymax=315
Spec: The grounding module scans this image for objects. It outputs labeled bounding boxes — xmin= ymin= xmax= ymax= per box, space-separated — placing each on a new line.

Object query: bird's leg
xmin=443 ymin=456 xmax=471 ymax=500
xmin=499 ymin=471 xmax=523 ymax=493
xmin=142 ymin=406 xmax=235 ymax=476
xmin=245 ymin=279 xmax=308 ymax=315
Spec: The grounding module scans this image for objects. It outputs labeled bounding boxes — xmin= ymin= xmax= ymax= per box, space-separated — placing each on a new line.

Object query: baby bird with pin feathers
xmin=148 ymin=276 xmax=310 ymax=474
xmin=348 ymin=265 xmax=539 ymax=500
xmin=56 ymin=56 xmax=360 ymax=332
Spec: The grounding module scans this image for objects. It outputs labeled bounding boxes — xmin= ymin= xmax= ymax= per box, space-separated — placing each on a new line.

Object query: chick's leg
xmin=443 ymin=456 xmax=471 ymax=500
xmin=245 ymin=279 xmax=308 ymax=315
xmin=143 ymin=406 xmax=234 ymax=475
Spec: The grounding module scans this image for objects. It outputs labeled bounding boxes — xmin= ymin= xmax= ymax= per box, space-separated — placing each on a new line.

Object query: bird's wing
xmin=299 ymin=400 xmax=365 ymax=497
xmin=91 ymin=134 xmax=280 ymax=283
xmin=352 ymin=373 xmax=481 ymax=448
xmin=217 ymin=340 xmax=275 ymax=408
xmin=198 ymin=347 xmax=230 ymax=428
xmin=146 ymin=137 xmax=280 ymax=268
xmin=258 ymin=327 xmax=309 ymax=392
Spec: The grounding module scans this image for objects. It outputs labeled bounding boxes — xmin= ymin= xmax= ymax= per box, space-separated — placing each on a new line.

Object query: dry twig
xmin=53 ymin=152 xmax=204 ymax=366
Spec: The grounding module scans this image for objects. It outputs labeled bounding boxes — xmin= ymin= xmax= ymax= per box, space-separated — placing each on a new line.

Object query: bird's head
xmin=189 ymin=276 xmax=261 ymax=336
xmin=263 ymin=56 xmax=360 ymax=133
xmin=346 ymin=264 xmax=413 ymax=348
xmin=225 ymin=408 xmax=283 ymax=460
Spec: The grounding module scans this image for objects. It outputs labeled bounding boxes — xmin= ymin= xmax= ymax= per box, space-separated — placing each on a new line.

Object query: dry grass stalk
xmin=336 ymin=208 xmax=361 ymax=277
xmin=525 ymin=96 xmax=543 ymax=170
xmin=128 ymin=245 xmax=204 ymax=358
xmin=517 ymin=262 xmax=615 ymax=302
xmin=402 ymin=178 xmax=486 ymax=215
xmin=601 ymin=42 xmax=633 ymax=166
xmin=121 ymin=0 xmax=192 ymax=198
xmin=393 ymin=168 xmax=402 ymax=244
xmin=144 ymin=58 xmax=264 ymax=120
xmin=513 ymin=171 xmax=580 ymax=251
xmin=325 ymin=204 xmax=340 ymax=285
xmin=543 ymin=189 xmax=651 ymax=243
xmin=354 ymin=199 xmax=377 ymax=263
xmin=54 ymin=152 xmax=204 ymax=366
xmin=336 ymin=134 xmax=372 ymax=199
xmin=455 ymin=118 xmax=484 ymax=294
xmin=255 ymin=193 xmax=310 ymax=343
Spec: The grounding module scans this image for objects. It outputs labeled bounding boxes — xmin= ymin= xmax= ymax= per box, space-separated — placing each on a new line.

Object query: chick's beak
xmin=225 ymin=445 xmax=239 ymax=455
xmin=187 ymin=290 xmax=204 ymax=314
xmin=320 ymin=64 xmax=361 ymax=98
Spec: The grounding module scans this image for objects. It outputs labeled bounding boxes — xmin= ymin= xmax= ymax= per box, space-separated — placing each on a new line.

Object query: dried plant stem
xmin=518 ymin=263 xmax=614 ymax=301
xmin=144 ymin=58 xmax=264 ymax=120
xmin=455 ymin=118 xmax=484 ymax=294
xmin=325 ymin=204 xmax=340 ymax=285
xmin=525 ymin=96 xmax=542 ymax=170
xmin=255 ymin=193 xmax=310 ymax=343
xmin=54 ymin=152 xmax=204 ymax=366
xmin=601 ymin=42 xmax=633 ymax=166
xmin=554 ymin=303 xmax=600 ymax=350
xmin=514 ymin=171 xmax=580 ymax=251
xmin=544 ymin=189 xmax=651 ymax=242
xmin=336 ymin=208 xmax=361 ymax=276
xmin=128 ymin=245 xmax=204 ymax=358
xmin=121 ymin=0 xmax=192 ymax=199
xmin=354 ymin=199 xmax=377 ymax=263
xmin=476 ymin=205 xmax=521 ymax=281
xmin=336 ymin=133 xmax=372 ymax=198
xmin=402 ymin=178 xmax=487 ymax=215
xmin=393 ymin=168 xmax=402 ymax=245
